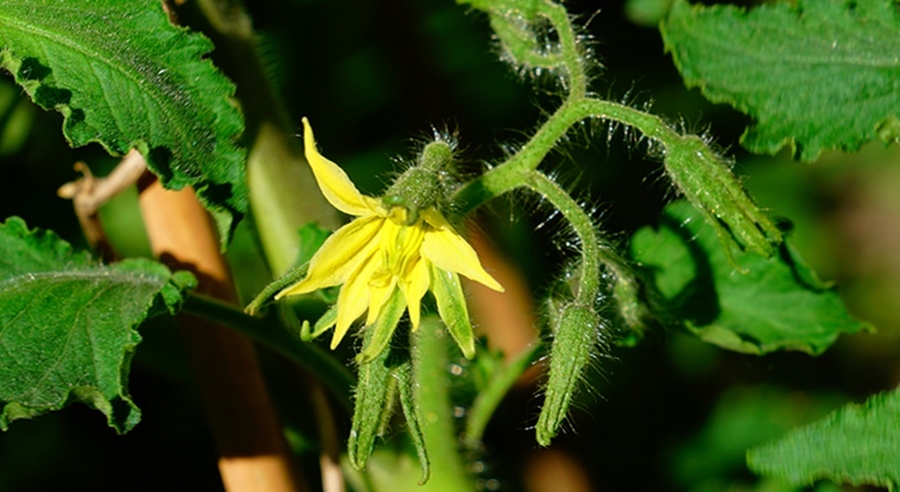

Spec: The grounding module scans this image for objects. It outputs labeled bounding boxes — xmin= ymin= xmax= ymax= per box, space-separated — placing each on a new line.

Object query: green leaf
xmin=296 ymin=222 xmax=332 ymax=267
xmin=670 ymin=385 xmax=845 ymax=487
xmin=661 ymin=0 xmax=900 ymax=161
xmin=0 ymin=217 xmax=196 ymax=433
xmin=630 ymin=201 xmax=870 ymax=354
xmin=747 ymin=385 xmax=900 ymax=489
xmin=0 ymin=0 xmax=247 ymax=244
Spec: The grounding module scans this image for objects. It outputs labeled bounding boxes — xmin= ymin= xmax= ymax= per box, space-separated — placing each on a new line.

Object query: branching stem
xmin=453 ymin=98 xmax=677 ymax=216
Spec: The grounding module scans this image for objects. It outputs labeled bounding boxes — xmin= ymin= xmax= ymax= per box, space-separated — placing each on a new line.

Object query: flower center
xmin=371 ymin=218 xmax=427 ymax=287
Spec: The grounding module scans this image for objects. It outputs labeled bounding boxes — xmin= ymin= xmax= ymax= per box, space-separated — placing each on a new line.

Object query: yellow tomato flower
xmin=276 ymin=118 xmax=503 ymax=357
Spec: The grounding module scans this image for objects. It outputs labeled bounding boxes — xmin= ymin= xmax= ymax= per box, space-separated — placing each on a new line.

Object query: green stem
xmin=182 ymin=293 xmax=355 ymax=410
xmin=464 ymin=342 xmax=542 ymax=446
xmin=452 ymin=97 xmax=679 ymax=216
xmin=412 ymin=318 xmax=474 ymax=492
xmin=525 ymin=170 xmax=601 ymax=304
xmin=541 ymin=0 xmax=587 ymax=101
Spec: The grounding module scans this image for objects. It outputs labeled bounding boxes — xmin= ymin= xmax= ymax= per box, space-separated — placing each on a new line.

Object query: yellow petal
xmin=332 ymin=253 xmax=380 ymax=349
xmin=302 ymin=117 xmax=377 ymax=217
xmin=365 ymin=275 xmax=397 ymax=326
xmin=276 ymin=215 xmax=382 ymax=298
xmin=421 ymin=208 xmax=504 ymax=292
xmin=400 ymin=255 xmax=430 ymax=330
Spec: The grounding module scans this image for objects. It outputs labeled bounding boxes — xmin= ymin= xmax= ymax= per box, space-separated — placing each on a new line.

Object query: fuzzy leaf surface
xmin=661 ymin=0 xmax=900 ymax=161
xmin=630 ymin=201 xmax=869 ymax=354
xmin=0 ymin=217 xmax=195 ymax=432
xmin=0 ymin=0 xmax=246 ymax=243
xmin=748 ymin=385 xmax=900 ymax=489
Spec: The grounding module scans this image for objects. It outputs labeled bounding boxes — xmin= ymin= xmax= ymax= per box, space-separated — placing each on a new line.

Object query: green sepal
xmin=429 ymin=265 xmax=475 ymax=359
xmin=394 ymin=360 xmax=430 ymax=484
xmin=348 ymin=332 xmax=396 ymax=471
xmin=536 ymin=303 xmax=601 ymax=446
xmin=356 ymin=288 xmax=408 ymax=364
xmin=300 ymin=304 xmax=337 ymax=342
xmin=245 ymin=222 xmax=331 ymax=315
xmin=244 ymin=261 xmax=309 ymax=315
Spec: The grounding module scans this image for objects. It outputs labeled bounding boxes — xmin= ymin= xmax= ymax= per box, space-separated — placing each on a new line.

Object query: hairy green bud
xmin=536 ymin=302 xmax=602 ymax=446
xmin=382 ymin=141 xmax=454 ymax=226
xmin=664 ymin=134 xmax=782 ymax=261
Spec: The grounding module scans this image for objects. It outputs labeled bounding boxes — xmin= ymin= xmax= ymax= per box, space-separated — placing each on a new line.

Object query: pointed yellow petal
xmin=400 ymin=256 xmax=429 ymax=330
xmin=421 ymin=209 xmax=504 ymax=292
xmin=365 ymin=275 xmax=397 ymax=326
xmin=276 ymin=215 xmax=382 ymax=298
xmin=302 ymin=117 xmax=375 ymax=216
xmin=331 ymin=254 xmax=381 ymax=349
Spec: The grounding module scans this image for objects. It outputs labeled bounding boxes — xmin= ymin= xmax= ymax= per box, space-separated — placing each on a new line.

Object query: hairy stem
xmin=412 ymin=318 xmax=475 ymax=492
xmin=182 ymin=293 xmax=354 ymax=409
xmin=541 ymin=0 xmax=587 ymax=101
xmin=452 ymin=97 xmax=680 ymax=215
xmin=525 ymin=170 xmax=601 ymax=304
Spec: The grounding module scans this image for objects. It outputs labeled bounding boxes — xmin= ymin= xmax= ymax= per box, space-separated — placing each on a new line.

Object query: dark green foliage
xmin=662 ymin=0 xmax=900 ymax=161
xmin=0 ymin=0 xmax=247 ymax=244
xmin=631 ymin=201 xmax=869 ymax=355
xmin=0 ymin=217 xmax=195 ymax=433
xmin=749 ymin=385 xmax=900 ymax=489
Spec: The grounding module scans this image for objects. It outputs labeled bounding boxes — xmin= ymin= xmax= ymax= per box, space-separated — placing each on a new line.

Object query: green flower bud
xmin=382 ymin=140 xmax=454 ymax=226
xmin=664 ymin=134 xmax=782 ymax=262
xmin=536 ymin=302 xmax=602 ymax=446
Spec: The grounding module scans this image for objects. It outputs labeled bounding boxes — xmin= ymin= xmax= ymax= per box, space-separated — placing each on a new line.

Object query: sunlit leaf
xmin=0 ymin=217 xmax=195 ymax=433
xmin=0 ymin=0 xmax=246 ymax=244
xmin=662 ymin=0 xmax=900 ymax=161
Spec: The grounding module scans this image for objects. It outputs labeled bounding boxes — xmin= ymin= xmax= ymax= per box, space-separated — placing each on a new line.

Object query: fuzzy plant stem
xmin=524 ymin=170 xmax=601 ymax=304
xmin=453 ymin=98 xmax=681 ymax=215
xmin=413 ymin=319 xmax=476 ymax=492
xmin=181 ymin=293 xmax=354 ymax=409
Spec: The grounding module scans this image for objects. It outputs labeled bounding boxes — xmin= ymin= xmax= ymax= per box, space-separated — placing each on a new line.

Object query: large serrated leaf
xmin=0 ymin=217 xmax=196 ymax=433
xmin=748 ymin=385 xmax=900 ymax=489
xmin=0 ymin=0 xmax=247 ymax=244
xmin=661 ymin=0 xmax=900 ymax=161
xmin=630 ymin=201 xmax=870 ymax=355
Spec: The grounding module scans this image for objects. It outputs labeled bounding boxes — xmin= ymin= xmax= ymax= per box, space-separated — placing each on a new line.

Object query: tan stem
xmin=310 ymin=383 xmax=345 ymax=492
xmin=137 ymin=169 xmax=304 ymax=492
xmin=57 ymin=149 xmax=147 ymax=260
